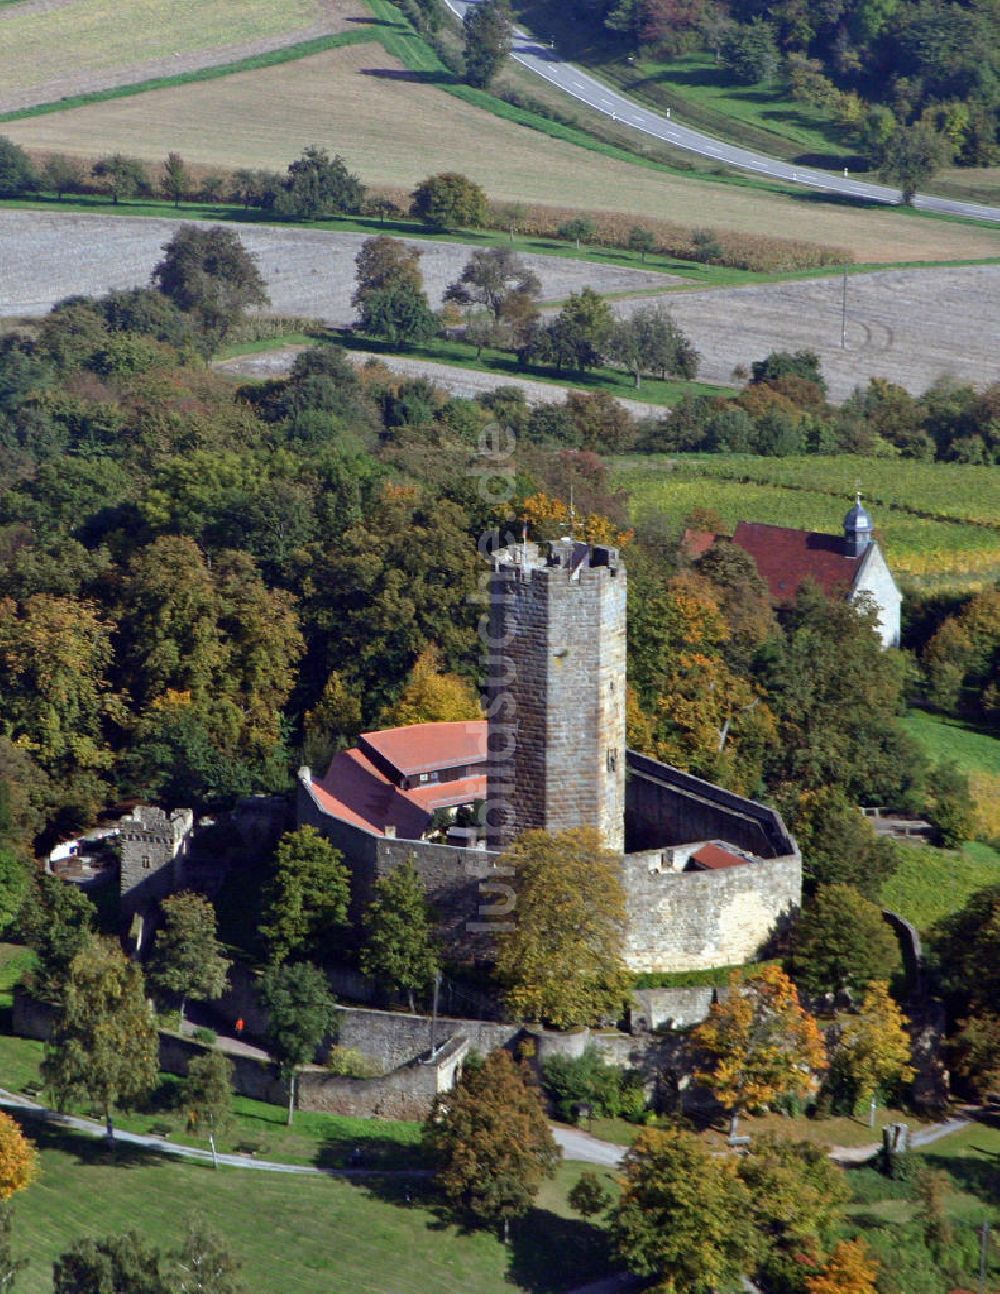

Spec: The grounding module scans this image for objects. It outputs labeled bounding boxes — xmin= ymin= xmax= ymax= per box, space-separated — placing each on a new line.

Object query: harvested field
xmin=613 ymin=266 xmax=1000 ymax=402
xmin=0 ymin=0 xmax=361 ymax=112
xmin=0 ymin=210 xmax=670 ymax=320
xmin=5 ymin=43 xmax=1000 ymax=264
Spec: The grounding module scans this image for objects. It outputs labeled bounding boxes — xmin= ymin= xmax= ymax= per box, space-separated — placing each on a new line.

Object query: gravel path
xmin=216 ymin=344 xmax=670 ymax=419
xmin=0 ymin=209 xmax=671 ymax=319
xmin=0 ymin=0 xmax=363 ymax=114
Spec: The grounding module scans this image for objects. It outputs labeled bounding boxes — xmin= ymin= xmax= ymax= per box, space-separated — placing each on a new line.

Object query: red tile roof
xmin=732 ymin=521 xmax=861 ymax=607
xmin=681 ymin=528 xmax=718 ymax=560
xmin=311 ymin=741 xmax=485 ymax=839
xmin=359 ymin=721 xmax=487 ymax=779
xmin=689 ymin=843 xmax=748 ymax=870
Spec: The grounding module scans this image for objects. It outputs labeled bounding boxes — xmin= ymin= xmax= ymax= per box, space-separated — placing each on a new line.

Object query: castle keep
xmin=486 ymin=539 xmax=626 ymax=851
xmin=299 ymin=537 xmax=801 ymax=973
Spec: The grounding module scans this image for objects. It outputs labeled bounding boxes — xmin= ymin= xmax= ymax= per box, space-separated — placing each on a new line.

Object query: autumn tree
xmin=149 ymin=892 xmax=230 ymax=1027
xmin=169 ymin=1219 xmax=245 ymax=1294
xmin=610 ymin=1126 xmax=759 ymax=1294
xmin=950 ymin=1010 xmax=1000 ymax=1098
xmin=302 ymin=670 xmax=362 ymax=769
xmin=410 ymin=173 xmax=488 ymax=230
xmin=259 ymin=960 xmax=336 ymax=1125
xmin=494 ymin=828 xmax=631 ymax=1029
xmin=0 ymin=1112 xmax=38 ymax=1201
xmin=259 ymin=826 xmax=351 ymax=965
xmin=352 ymin=235 xmax=437 ymax=345
xmin=792 ymin=885 xmax=899 ymax=998
xmin=352 ymin=236 xmax=423 ymax=304
xmin=424 ymin=1050 xmax=559 ymax=1242
xmin=379 ymin=645 xmax=482 ymax=727
xmin=829 ymin=981 xmax=914 ymax=1114
xmin=42 ymin=938 xmax=159 ymax=1141
xmin=463 ymin=0 xmax=513 ymax=87
xmin=360 ymin=860 xmax=440 ymax=1011
xmin=691 ymin=965 xmax=826 ymax=1135
xmin=92 ymin=153 xmax=149 ymax=205
xmin=805 ymin=1238 xmax=879 ymax=1294
xmin=53 ymin=1232 xmax=167 ymax=1294
xmin=151 ymin=225 xmax=269 ymax=343
xmin=182 ymin=1051 xmax=234 ymax=1169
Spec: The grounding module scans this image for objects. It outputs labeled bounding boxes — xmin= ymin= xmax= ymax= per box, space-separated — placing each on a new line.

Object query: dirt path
xmin=0 ymin=0 xmax=367 ymax=114
xmin=216 ymin=344 xmax=672 ymax=419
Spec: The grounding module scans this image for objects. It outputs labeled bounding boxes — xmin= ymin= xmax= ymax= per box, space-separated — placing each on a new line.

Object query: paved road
xmin=444 ymin=0 xmax=1000 ymax=224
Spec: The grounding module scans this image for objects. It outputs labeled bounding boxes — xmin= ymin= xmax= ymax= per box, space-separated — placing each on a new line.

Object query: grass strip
xmin=0 ymin=29 xmax=375 ymax=123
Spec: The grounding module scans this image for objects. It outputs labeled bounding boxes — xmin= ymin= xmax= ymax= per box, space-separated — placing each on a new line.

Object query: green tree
xmin=737 ymin=1135 xmax=850 ymax=1289
xmin=443 ymin=247 xmax=541 ymax=325
xmin=877 ymin=123 xmax=946 ymax=204
xmin=92 ymin=153 xmax=149 ymax=205
xmin=0 ymin=137 xmax=37 ymax=197
xmin=53 ymin=1232 xmax=167 ymax=1294
xmin=494 ymin=827 xmax=631 ymax=1029
xmin=722 ymin=17 xmax=780 ymax=83
xmin=926 ymin=758 xmax=976 ymax=846
xmin=691 ymin=965 xmax=826 ymax=1136
xmin=149 ymin=892 xmax=230 ymax=1026
xmin=752 ymin=348 xmax=827 ymax=394
xmin=19 ymin=874 xmax=95 ymax=1004
xmin=42 ymin=153 xmax=86 ymax=200
xmin=410 ymin=173 xmax=488 ymax=230
xmin=792 ymin=885 xmax=899 ymax=998
xmin=0 ymin=849 xmax=30 ymax=938
xmin=931 ymin=883 xmax=1000 ymax=1014
xmin=607 ymin=304 xmax=700 ymax=387
xmin=463 ymin=0 xmax=513 ymax=88
xmin=355 ymin=278 xmax=438 ymax=346
xmin=530 ymin=286 xmax=613 ymax=374
xmin=829 ymin=980 xmax=914 ymax=1113
xmin=169 ymin=1219 xmax=244 ymax=1294
xmin=950 ymin=1010 xmax=1000 ymax=1098
xmin=424 ymin=1050 xmax=560 ymax=1242
xmin=259 ymin=960 xmax=336 ymax=1124
xmin=557 ymin=216 xmax=595 ymax=249
xmin=162 ymin=152 xmax=189 ymax=208
xmin=360 ymin=860 xmax=440 ymax=1011
xmin=151 ymin=226 xmax=269 ymax=343
xmin=568 ymin=1169 xmax=612 ymax=1218
xmin=610 ymin=1126 xmax=760 ymax=1294
xmin=786 ymin=787 xmax=901 ymax=900
xmin=42 ymin=938 xmax=158 ymax=1141
xmin=626 ymin=225 xmax=655 ymax=262
xmin=260 ymin=827 xmax=351 ymax=965
xmin=181 ymin=1051 xmax=234 ymax=1169
xmin=275 ymin=146 xmax=364 ymax=219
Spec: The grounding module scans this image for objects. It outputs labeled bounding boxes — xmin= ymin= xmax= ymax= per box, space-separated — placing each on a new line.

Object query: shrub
xmin=192 ymin=1026 xmax=217 ymax=1047
xmin=541 ymin=1045 xmax=646 ymax=1121
xmin=326 ymin=1045 xmax=382 ymax=1078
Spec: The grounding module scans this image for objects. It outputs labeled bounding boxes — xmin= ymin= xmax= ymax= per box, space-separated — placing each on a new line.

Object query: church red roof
xmin=732 ymin=521 xmax=862 ymax=608
xmin=359 ymin=721 xmax=486 ymax=779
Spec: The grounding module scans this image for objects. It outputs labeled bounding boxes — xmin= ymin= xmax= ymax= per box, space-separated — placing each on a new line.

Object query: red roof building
xmin=309 ymin=721 xmax=487 ymax=840
xmin=731 ymin=521 xmax=863 ymax=607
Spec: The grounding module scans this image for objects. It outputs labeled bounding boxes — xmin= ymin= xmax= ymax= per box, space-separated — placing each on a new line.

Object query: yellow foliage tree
xmin=520 ymin=492 xmax=632 ymax=548
xmin=831 ymin=980 xmax=915 ymax=1112
xmin=380 ymin=646 xmax=482 ymax=727
xmin=691 ymin=964 xmax=826 ymax=1136
xmin=805 ymin=1238 xmax=879 ymax=1294
xmin=495 ymin=828 xmax=631 ymax=1029
xmin=0 ymin=1111 xmax=38 ymax=1201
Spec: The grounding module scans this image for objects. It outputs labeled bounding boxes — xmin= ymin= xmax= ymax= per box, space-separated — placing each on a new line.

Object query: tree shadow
xmin=345 ymin=14 xmax=404 ymax=26
xmin=507 ymin=1207 xmax=615 ymax=1292
xmin=11 ymin=1112 xmax=167 ymax=1171
xmin=313 ymin=1130 xmax=425 ymax=1173
xmin=360 ymin=67 xmax=460 ymax=86
xmin=792 ymin=150 xmax=868 ymax=171
xmin=927 ymin=1151 xmax=1000 ymax=1207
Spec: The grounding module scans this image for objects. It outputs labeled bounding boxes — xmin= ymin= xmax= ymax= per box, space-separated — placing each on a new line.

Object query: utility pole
xmin=841 ymin=264 xmax=848 ymax=349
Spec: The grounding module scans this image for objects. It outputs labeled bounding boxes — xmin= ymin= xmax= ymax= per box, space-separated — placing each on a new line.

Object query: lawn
xmin=902 ymin=709 xmax=1000 ymax=838
xmin=611 ymin=454 xmax=1000 ymax=587
xmin=6 ymin=44 xmax=1000 ymax=265
xmin=0 ymin=0 xmax=326 ymax=99
xmin=880 ymin=841 xmax=1000 ymax=933
xmin=4 ymin=1117 xmax=613 ymax=1293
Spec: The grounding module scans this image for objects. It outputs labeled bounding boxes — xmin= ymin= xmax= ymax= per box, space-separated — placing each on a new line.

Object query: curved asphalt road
xmin=444 ymin=0 xmax=1000 ymax=224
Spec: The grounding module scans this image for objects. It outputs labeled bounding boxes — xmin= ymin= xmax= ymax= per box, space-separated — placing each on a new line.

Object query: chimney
xmin=384 ymin=825 xmax=396 ymax=839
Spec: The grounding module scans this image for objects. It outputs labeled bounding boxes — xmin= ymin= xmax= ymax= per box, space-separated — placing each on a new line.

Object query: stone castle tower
xmin=485 ymin=538 xmax=627 ymax=852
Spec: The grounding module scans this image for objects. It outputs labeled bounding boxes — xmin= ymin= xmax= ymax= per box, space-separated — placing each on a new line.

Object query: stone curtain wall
xmin=623 ymin=854 xmax=802 ymax=974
